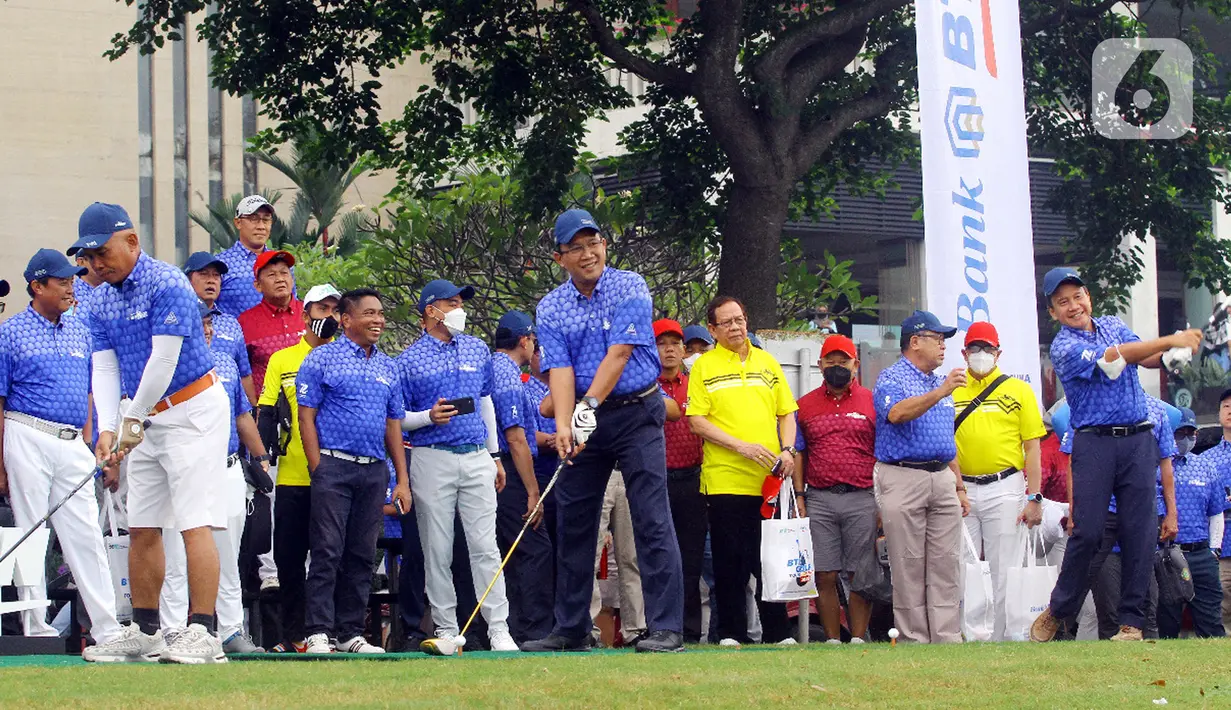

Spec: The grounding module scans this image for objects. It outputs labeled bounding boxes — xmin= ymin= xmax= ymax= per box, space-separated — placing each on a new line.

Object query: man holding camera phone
xmin=396 ymin=279 xmax=519 ymax=652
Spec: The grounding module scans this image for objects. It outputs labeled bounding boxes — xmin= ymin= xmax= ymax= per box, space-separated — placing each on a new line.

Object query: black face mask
xmin=822 ymin=365 xmax=852 ymax=389
xmin=310 ymin=316 xmax=339 ymax=340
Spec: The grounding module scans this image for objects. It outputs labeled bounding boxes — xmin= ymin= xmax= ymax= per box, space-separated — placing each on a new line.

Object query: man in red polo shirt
xmin=238 ymin=250 xmax=305 ymax=397
xmin=654 ymin=318 xmax=706 ymax=644
xmin=792 ymin=334 xmax=877 ymax=644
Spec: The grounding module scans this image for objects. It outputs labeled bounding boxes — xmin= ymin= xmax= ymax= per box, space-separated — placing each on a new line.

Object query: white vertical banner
xmin=916 ymin=0 xmax=1042 ymax=400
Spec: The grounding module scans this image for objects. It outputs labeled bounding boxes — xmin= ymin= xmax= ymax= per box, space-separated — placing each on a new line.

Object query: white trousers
xmin=962 ymin=473 xmax=1025 ymax=641
xmin=3 ymin=420 xmax=121 ymax=643
xmin=410 ymin=447 xmax=507 ymax=636
xmin=159 ymin=458 xmax=247 ymax=635
xmin=589 ymin=470 xmax=646 ymax=642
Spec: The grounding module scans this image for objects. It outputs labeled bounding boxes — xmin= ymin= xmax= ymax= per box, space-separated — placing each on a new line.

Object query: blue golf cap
xmin=683 ymin=324 xmax=714 ymax=346
xmin=553 ymin=208 xmax=601 ymax=246
xmin=183 ymin=251 xmax=229 ymax=275
xmin=1178 ymin=406 xmax=1197 ymax=430
xmin=68 ymin=202 xmax=133 ymax=256
xmin=24 ymin=248 xmax=87 ymax=283
xmin=496 ymin=311 xmax=535 ymax=340
xmin=417 ymin=279 xmax=475 ymax=313
xmin=197 ymin=300 xmax=222 ymax=319
xmin=1043 ymin=267 xmax=1085 ymax=299
xmin=900 ymin=310 xmax=957 ymax=338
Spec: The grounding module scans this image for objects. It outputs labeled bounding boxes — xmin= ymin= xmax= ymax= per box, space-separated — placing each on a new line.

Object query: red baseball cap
xmin=964 ymin=321 xmax=1000 ymax=348
xmin=253 ymin=249 xmax=295 ymax=277
xmin=820 ymin=334 xmax=857 ymax=359
xmin=653 ymin=318 xmax=685 ymax=340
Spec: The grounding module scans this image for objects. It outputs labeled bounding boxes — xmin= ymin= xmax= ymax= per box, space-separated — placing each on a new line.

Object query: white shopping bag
xmin=1003 ymin=529 xmax=1058 ymax=642
xmin=103 ymin=490 xmax=132 ymax=623
xmin=960 ymin=524 xmax=995 ymax=642
xmin=760 ymin=486 xmax=818 ymax=602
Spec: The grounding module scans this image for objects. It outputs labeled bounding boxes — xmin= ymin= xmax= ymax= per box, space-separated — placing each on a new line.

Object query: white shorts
xmin=127 ymin=381 xmax=229 ymax=531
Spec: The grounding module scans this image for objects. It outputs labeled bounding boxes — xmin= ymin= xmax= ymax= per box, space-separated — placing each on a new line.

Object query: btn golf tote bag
xmin=761 ymin=486 xmax=819 ymax=602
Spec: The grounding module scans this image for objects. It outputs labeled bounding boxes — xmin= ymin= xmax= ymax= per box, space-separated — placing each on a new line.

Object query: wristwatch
xmin=1025 ymin=492 xmax=1043 ymax=503
xmin=783 ymin=446 xmax=799 ymax=457
xmin=581 ymin=395 xmax=600 ymax=410
xmin=255 ymin=454 xmax=271 ymax=464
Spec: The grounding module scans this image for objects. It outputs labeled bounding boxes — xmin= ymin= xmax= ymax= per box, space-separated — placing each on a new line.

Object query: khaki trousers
xmin=874 ymin=462 xmax=962 ymax=643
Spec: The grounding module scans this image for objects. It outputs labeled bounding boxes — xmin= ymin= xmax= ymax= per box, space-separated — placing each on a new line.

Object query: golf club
xmin=0 ymin=421 xmax=147 ymax=567
xmin=420 ymin=453 xmax=572 ymax=657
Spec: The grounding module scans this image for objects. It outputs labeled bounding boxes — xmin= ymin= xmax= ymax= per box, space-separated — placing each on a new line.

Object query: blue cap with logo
xmin=183 ymin=251 xmax=229 ymax=275
xmin=748 ymin=333 xmax=763 ymax=349
xmin=1177 ymin=406 xmax=1197 ymax=431
xmin=197 ymin=299 xmax=222 ymax=320
xmin=900 ymin=310 xmax=957 ymax=339
xmin=496 ymin=310 xmax=535 ymax=340
xmin=25 ymin=248 xmax=87 ymax=283
xmin=417 ymin=279 xmax=475 ymax=314
xmin=1042 ymin=267 xmax=1085 ymax=299
xmin=683 ymin=324 xmax=714 ymax=346
xmin=68 ymin=203 xmax=133 ymax=256
xmin=553 ymin=208 xmax=601 ymax=246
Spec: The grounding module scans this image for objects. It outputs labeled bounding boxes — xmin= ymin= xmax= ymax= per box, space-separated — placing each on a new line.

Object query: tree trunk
xmin=717 ymin=180 xmax=793 ymax=330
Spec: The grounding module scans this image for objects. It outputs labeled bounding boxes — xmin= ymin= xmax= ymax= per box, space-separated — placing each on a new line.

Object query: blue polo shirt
xmin=1196 ymin=440 xmax=1231 ymax=557
xmin=524 ymin=376 xmax=556 ymax=435
xmin=297 ymin=334 xmax=404 ymax=459
xmin=873 ymin=356 xmax=957 ymax=463
xmin=383 ymin=460 xmax=402 ymax=540
xmin=1050 ymin=316 xmax=1147 ymax=428
xmin=0 ymin=307 xmax=92 ymax=428
xmin=535 ymin=267 xmax=660 ymax=397
xmin=1171 ymin=454 xmax=1228 ymax=544
xmin=71 ymin=277 xmax=100 ymax=323
xmin=491 ymin=352 xmax=538 ymax=457
xmin=212 ymin=312 xmax=253 ymax=379
xmin=214 ymin=242 xmax=298 ymax=317
xmin=213 ymin=349 xmax=251 ymax=456
xmin=397 ymin=333 xmax=493 ymax=448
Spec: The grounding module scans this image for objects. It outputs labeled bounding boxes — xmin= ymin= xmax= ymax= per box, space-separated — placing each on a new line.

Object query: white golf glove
xmin=572 ymin=400 xmax=598 ymax=445
xmin=1161 ymin=346 xmax=1193 ymax=373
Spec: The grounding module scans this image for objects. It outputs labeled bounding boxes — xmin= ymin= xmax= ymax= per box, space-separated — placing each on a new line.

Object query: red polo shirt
xmin=1039 ymin=432 xmax=1069 ymax=503
xmin=238 ymin=298 xmax=305 ymax=395
xmin=659 ymin=371 xmax=702 ymax=470
xmin=795 ymin=381 xmax=876 ymax=489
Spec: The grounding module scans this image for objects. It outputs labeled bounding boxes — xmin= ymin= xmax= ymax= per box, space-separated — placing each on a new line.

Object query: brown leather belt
xmin=152 ymin=370 xmax=219 ymax=415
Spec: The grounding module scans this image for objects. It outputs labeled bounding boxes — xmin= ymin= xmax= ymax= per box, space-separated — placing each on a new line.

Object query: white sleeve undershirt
xmin=125 ymin=335 xmax=183 ymax=421
xmin=401 ymin=409 xmax=433 ymax=432
xmin=1211 ymin=514 xmax=1225 ymax=550
xmin=480 ymin=395 xmax=498 ymax=454
xmin=91 ymin=350 xmax=122 ymax=434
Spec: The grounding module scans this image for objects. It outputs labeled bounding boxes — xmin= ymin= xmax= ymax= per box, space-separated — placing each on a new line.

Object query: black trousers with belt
xmin=706 ymin=493 xmax=790 ymax=644
xmin=668 ymin=466 xmax=707 ymax=643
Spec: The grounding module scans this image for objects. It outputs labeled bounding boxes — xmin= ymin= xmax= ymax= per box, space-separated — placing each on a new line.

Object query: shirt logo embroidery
xmin=69 ymin=350 xmax=86 ymax=359
xmin=460 ymin=365 xmax=477 ymax=372
xmin=164 ymin=312 xmax=179 ymax=326
xmin=603 ymin=319 xmax=611 ymax=330
xmin=512 ymin=405 xmax=519 ymax=418
xmin=375 ymin=375 xmax=391 ymax=386
xmin=129 ymin=310 xmax=149 ymax=321
xmin=1081 ymin=349 xmax=1097 ymax=362
xmin=625 ymin=323 xmax=636 ymax=335
xmin=299 ymin=383 xmax=309 ymax=396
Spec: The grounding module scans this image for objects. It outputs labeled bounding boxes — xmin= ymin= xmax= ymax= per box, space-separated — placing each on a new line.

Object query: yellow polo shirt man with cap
xmin=953 ymin=321 xmax=1046 ymax=641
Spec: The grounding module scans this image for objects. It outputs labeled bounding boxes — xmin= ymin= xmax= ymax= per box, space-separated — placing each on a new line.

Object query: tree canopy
xmin=109 ymin=0 xmax=1231 ymax=325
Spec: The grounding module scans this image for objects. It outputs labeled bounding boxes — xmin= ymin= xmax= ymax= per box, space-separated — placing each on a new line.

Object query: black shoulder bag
xmin=954 ymin=374 xmax=1010 ymax=431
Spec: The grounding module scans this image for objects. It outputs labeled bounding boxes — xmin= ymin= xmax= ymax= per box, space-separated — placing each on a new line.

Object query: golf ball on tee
xmin=454 ymin=634 xmax=466 ymax=648
xmin=887 ymin=628 xmax=900 ymax=639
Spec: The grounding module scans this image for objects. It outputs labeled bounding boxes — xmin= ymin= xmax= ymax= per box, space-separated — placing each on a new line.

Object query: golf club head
xmin=419 ymin=637 xmax=457 ymax=657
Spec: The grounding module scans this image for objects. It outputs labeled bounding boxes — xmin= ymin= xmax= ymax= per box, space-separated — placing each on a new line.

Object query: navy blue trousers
xmin=1158 ymin=546 xmax=1226 ymax=638
xmin=304 ymin=455 xmax=386 ymax=640
xmin=552 ymin=394 xmax=684 ymax=638
xmin=1050 ymin=430 xmax=1158 ymax=629
xmin=496 ymin=453 xmax=554 ymax=642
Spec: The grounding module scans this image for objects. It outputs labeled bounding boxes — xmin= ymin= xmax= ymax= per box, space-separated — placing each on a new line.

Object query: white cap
xmin=236 ymin=195 xmax=273 ymax=217
xmin=304 ymin=283 xmax=342 ymax=306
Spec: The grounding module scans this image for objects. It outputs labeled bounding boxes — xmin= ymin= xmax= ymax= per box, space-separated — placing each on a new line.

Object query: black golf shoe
xmin=520 ymin=633 xmax=590 ymax=653
xmin=634 ymin=630 xmax=684 ymax=653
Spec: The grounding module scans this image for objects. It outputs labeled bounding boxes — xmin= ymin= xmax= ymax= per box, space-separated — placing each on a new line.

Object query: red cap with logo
xmin=820 ymin=334 xmax=857 ymax=359
xmin=964 ymin=321 xmax=1000 ymax=348
xmin=253 ymin=250 xmax=296 ymax=277
xmin=653 ymin=318 xmax=685 ymax=340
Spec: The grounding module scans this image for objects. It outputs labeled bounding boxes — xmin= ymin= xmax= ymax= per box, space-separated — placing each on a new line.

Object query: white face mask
xmin=438 ymin=307 xmax=467 ymax=336
xmin=967 ymin=351 xmax=996 ymax=376
xmin=683 ymin=353 xmax=701 ymax=371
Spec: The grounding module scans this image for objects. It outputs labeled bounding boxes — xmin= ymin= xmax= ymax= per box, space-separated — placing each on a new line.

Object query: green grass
xmin=0 ymin=641 xmax=1228 ymax=709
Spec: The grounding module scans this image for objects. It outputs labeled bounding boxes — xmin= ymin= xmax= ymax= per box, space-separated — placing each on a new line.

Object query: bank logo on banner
xmin=916 ymin=0 xmax=1042 ymax=401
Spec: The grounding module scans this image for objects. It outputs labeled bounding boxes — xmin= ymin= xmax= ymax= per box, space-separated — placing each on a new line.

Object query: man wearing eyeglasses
xmin=215 ymin=196 xmax=297 ymax=317
xmin=952 ymin=321 xmax=1046 ymax=641
xmin=522 ymin=209 xmax=684 ymax=654
xmin=872 ymin=310 xmax=970 ymax=644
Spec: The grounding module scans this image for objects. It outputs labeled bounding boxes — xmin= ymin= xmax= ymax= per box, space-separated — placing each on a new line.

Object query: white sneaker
xmin=159 ymin=624 xmax=227 ymax=664
xmin=305 ymin=633 xmax=333 ymax=654
xmin=718 ymin=638 xmax=741 ymax=647
xmin=82 ymin=624 xmax=166 ymax=663
xmin=162 ymin=627 xmax=185 ymax=647
xmin=777 ymin=637 xmax=798 ymax=646
xmin=339 ymin=636 xmax=385 ymax=654
xmin=849 ymin=637 xmax=866 ymax=645
xmin=489 ymin=627 xmax=519 ymax=652
xmin=824 ymin=638 xmax=842 ymax=645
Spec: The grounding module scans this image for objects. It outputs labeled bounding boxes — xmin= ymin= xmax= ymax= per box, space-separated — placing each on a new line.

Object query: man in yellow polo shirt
xmin=953 ymin=321 xmax=1046 ymax=641
xmin=257 ymin=284 xmax=340 ymax=652
xmin=687 ymin=296 xmax=798 ymax=647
